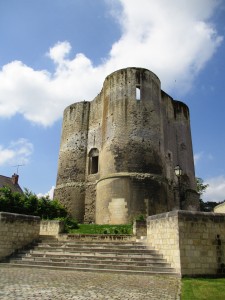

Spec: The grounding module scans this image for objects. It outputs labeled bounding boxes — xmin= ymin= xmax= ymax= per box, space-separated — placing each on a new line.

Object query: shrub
xmin=0 ymin=187 xmax=68 ymax=219
xmin=135 ymin=214 xmax=146 ymax=221
xmin=62 ymin=217 xmax=79 ymax=233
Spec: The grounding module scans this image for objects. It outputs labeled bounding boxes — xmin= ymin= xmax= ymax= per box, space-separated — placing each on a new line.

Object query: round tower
xmin=161 ymin=92 xmax=199 ymax=211
xmin=54 ymin=101 xmax=90 ymax=222
xmin=55 ymin=67 xmax=199 ymax=224
xmin=172 ymin=101 xmax=198 ymax=209
xmin=93 ymin=68 xmax=168 ymax=224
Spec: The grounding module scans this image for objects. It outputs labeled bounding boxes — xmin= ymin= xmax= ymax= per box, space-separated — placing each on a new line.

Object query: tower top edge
xmin=105 ymin=67 xmax=160 ymax=82
xmin=63 ymin=67 xmax=161 ymax=111
xmin=63 ymin=100 xmax=90 ymax=113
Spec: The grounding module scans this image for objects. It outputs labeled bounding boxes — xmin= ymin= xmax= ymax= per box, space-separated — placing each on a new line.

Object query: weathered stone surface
xmin=147 ymin=210 xmax=225 ymax=276
xmin=40 ymin=220 xmax=64 ymax=236
xmin=54 ymin=67 xmax=199 ymax=223
xmin=0 ymin=212 xmax=40 ymax=261
xmin=214 ymin=202 xmax=225 ymax=213
xmin=133 ymin=220 xmax=147 ymax=238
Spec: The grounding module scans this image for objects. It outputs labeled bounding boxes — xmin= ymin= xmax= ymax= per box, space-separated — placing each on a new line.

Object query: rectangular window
xmin=90 ymin=156 xmax=99 ymax=174
xmin=89 ymin=148 xmax=99 ymax=174
xmin=136 ymin=86 xmax=141 ymax=100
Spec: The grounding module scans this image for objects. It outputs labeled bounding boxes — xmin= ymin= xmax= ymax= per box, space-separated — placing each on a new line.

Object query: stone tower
xmin=54 ymin=67 xmax=199 ymax=224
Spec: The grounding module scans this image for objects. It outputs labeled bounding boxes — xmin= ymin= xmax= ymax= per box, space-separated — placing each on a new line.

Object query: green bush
xmin=62 ymin=217 xmax=79 ymax=232
xmin=135 ymin=214 xmax=146 ymax=221
xmin=0 ymin=186 xmax=68 ymax=219
xmin=69 ymin=224 xmax=133 ymax=234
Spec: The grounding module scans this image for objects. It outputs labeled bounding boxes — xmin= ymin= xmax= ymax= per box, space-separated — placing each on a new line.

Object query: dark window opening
xmin=89 ymin=148 xmax=99 ymax=174
xmin=91 ymin=156 xmax=99 ymax=174
xmin=136 ymin=86 xmax=141 ymax=100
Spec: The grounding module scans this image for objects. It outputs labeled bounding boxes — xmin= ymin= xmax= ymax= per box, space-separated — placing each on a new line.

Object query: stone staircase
xmin=4 ymin=236 xmax=177 ymax=275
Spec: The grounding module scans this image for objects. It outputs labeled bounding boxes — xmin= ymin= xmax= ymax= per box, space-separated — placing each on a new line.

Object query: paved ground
xmin=0 ymin=266 xmax=181 ymax=299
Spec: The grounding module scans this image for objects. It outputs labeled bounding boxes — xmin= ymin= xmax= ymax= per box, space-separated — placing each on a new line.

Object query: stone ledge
xmin=40 ymin=220 xmax=65 ymax=236
xmin=97 ymin=172 xmax=166 ymax=184
xmin=60 ymin=234 xmax=136 ymax=242
xmin=0 ymin=212 xmax=40 ymax=223
xmin=147 ymin=210 xmax=225 ymax=222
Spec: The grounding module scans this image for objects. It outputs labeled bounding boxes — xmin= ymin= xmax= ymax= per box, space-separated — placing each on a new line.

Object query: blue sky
xmin=0 ymin=0 xmax=224 ymax=202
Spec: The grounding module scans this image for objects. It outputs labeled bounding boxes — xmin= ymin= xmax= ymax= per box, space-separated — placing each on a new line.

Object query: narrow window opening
xmin=89 ymin=148 xmax=99 ymax=174
xmin=136 ymin=86 xmax=141 ymax=100
xmin=91 ymin=156 xmax=99 ymax=174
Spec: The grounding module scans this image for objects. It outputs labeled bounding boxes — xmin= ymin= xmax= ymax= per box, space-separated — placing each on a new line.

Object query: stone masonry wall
xmin=147 ymin=211 xmax=181 ymax=274
xmin=214 ymin=202 xmax=225 ymax=213
xmin=40 ymin=220 xmax=64 ymax=236
xmin=147 ymin=210 xmax=225 ymax=276
xmin=0 ymin=212 xmax=40 ymax=261
xmin=133 ymin=220 xmax=147 ymax=238
xmin=178 ymin=211 xmax=225 ymax=275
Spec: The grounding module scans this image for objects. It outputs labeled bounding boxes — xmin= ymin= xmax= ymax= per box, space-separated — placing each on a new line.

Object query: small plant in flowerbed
xmin=135 ymin=214 xmax=146 ymax=221
xmin=69 ymin=224 xmax=133 ymax=235
xmin=54 ymin=217 xmax=79 ymax=233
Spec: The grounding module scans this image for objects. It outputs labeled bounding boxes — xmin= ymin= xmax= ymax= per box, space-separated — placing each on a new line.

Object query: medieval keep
xmin=54 ymin=67 xmax=199 ymax=224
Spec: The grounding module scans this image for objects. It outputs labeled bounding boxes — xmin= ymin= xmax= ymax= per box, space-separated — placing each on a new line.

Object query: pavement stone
xmin=0 ymin=266 xmax=181 ymax=299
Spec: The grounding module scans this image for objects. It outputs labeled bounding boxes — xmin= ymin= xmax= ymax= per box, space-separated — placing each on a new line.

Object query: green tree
xmin=0 ymin=186 xmax=67 ymax=219
xmin=196 ymin=177 xmax=210 ymax=212
xmin=196 ymin=177 xmax=224 ymax=212
xmin=196 ymin=177 xmax=209 ymax=197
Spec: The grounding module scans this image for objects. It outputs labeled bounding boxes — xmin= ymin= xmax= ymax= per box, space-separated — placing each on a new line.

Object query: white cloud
xmin=0 ymin=0 xmax=223 ymax=126
xmin=106 ymin=0 xmax=223 ymax=92
xmin=194 ymin=152 xmax=204 ymax=164
xmin=48 ymin=41 xmax=71 ymax=64
xmin=37 ymin=185 xmax=55 ymax=200
xmin=202 ymin=176 xmax=225 ymax=202
xmin=194 ymin=151 xmax=214 ymax=164
xmin=0 ymin=148 xmax=15 ymax=165
xmin=0 ymin=138 xmax=33 ymax=166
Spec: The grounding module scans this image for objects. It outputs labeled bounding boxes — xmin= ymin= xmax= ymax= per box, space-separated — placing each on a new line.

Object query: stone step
xmin=32 ymin=246 xmax=157 ymax=254
xmin=65 ymin=234 xmax=134 ymax=241
xmin=37 ymin=239 xmax=145 ymax=245
xmin=9 ymin=259 xmax=174 ymax=272
xmin=36 ymin=242 xmax=146 ymax=249
xmin=4 ymin=263 xmax=178 ymax=276
xmin=35 ymin=245 xmax=148 ymax=251
xmin=19 ymin=252 xmax=165 ymax=263
xmin=4 ymin=236 xmax=177 ymax=275
xmin=39 ymin=235 xmax=58 ymax=240
xmin=39 ymin=239 xmax=138 ymax=244
xmin=19 ymin=249 xmax=163 ymax=259
xmin=12 ymin=256 xmax=170 ymax=267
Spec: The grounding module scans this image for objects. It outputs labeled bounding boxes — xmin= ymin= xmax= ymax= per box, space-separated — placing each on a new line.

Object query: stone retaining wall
xmin=0 ymin=212 xmax=40 ymax=261
xmin=214 ymin=202 xmax=225 ymax=213
xmin=133 ymin=220 xmax=147 ymax=238
xmin=40 ymin=220 xmax=64 ymax=236
xmin=147 ymin=210 xmax=225 ymax=276
xmin=147 ymin=211 xmax=181 ymax=273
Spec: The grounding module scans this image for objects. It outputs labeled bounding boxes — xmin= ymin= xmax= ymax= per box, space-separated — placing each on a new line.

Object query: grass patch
xmin=69 ymin=224 xmax=133 ymax=235
xmin=182 ymin=277 xmax=225 ymax=300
